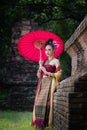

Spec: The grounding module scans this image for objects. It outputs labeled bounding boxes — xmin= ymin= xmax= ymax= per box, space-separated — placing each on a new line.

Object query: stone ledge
xmin=65 ymin=14 xmax=87 ymax=51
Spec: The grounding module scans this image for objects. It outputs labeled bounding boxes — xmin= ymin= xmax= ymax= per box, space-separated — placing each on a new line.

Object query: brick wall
xmin=53 ymin=15 xmax=87 ymax=130
xmin=0 ymin=20 xmax=39 ymax=111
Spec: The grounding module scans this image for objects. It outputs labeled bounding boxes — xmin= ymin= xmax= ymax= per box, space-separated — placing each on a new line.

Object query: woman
xmin=31 ymin=39 xmax=62 ymax=130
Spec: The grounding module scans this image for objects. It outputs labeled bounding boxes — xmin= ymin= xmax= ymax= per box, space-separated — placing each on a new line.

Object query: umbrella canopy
xmin=18 ymin=30 xmax=64 ymax=62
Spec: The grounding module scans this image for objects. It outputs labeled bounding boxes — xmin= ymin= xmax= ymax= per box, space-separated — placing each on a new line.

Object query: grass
xmin=0 ymin=111 xmax=53 ymax=130
xmin=0 ymin=110 xmax=34 ymax=130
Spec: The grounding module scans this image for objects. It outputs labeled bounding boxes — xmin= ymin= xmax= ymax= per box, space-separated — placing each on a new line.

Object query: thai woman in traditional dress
xmin=31 ymin=39 xmax=62 ymax=130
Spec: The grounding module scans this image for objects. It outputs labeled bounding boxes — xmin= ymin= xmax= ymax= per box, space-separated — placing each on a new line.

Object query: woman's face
xmin=45 ymin=45 xmax=54 ymax=57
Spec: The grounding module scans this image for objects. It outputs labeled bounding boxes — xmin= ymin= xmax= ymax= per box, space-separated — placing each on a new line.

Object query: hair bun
xmin=45 ymin=38 xmax=55 ymax=49
xmin=47 ymin=39 xmax=53 ymax=44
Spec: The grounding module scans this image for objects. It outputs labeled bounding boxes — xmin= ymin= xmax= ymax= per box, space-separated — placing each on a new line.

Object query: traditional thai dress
xmin=31 ymin=60 xmax=62 ymax=129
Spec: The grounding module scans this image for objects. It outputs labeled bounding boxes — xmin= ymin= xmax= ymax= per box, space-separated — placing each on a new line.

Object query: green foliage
xmin=59 ymin=52 xmax=71 ymax=79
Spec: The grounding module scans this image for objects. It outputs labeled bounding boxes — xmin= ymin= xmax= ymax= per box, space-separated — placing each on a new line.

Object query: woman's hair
xmin=45 ymin=39 xmax=55 ymax=49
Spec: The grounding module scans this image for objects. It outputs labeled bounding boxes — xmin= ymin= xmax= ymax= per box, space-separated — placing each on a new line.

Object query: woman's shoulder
xmin=53 ymin=58 xmax=60 ymax=67
xmin=53 ymin=58 xmax=60 ymax=63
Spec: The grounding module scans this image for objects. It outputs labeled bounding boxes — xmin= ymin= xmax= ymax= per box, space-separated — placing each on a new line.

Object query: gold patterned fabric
xmin=31 ymin=65 xmax=62 ymax=129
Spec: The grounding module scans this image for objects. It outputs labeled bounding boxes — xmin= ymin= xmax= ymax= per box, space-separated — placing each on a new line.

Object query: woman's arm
xmin=37 ymin=60 xmax=44 ymax=78
xmin=37 ymin=68 xmax=41 ymax=78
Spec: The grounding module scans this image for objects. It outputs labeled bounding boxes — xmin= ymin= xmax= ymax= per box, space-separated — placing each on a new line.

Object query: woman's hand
xmin=39 ymin=60 xmax=43 ymax=67
xmin=40 ymin=65 xmax=47 ymax=74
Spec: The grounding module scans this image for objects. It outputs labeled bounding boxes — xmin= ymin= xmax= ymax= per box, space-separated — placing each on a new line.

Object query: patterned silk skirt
xmin=35 ymin=76 xmax=52 ymax=129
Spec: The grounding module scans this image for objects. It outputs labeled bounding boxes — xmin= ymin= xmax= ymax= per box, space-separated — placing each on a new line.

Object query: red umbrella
xmin=18 ymin=30 xmax=64 ymax=62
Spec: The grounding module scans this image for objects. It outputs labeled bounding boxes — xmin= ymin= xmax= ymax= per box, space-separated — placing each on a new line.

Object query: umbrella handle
xmin=39 ymin=49 xmax=42 ymax=67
